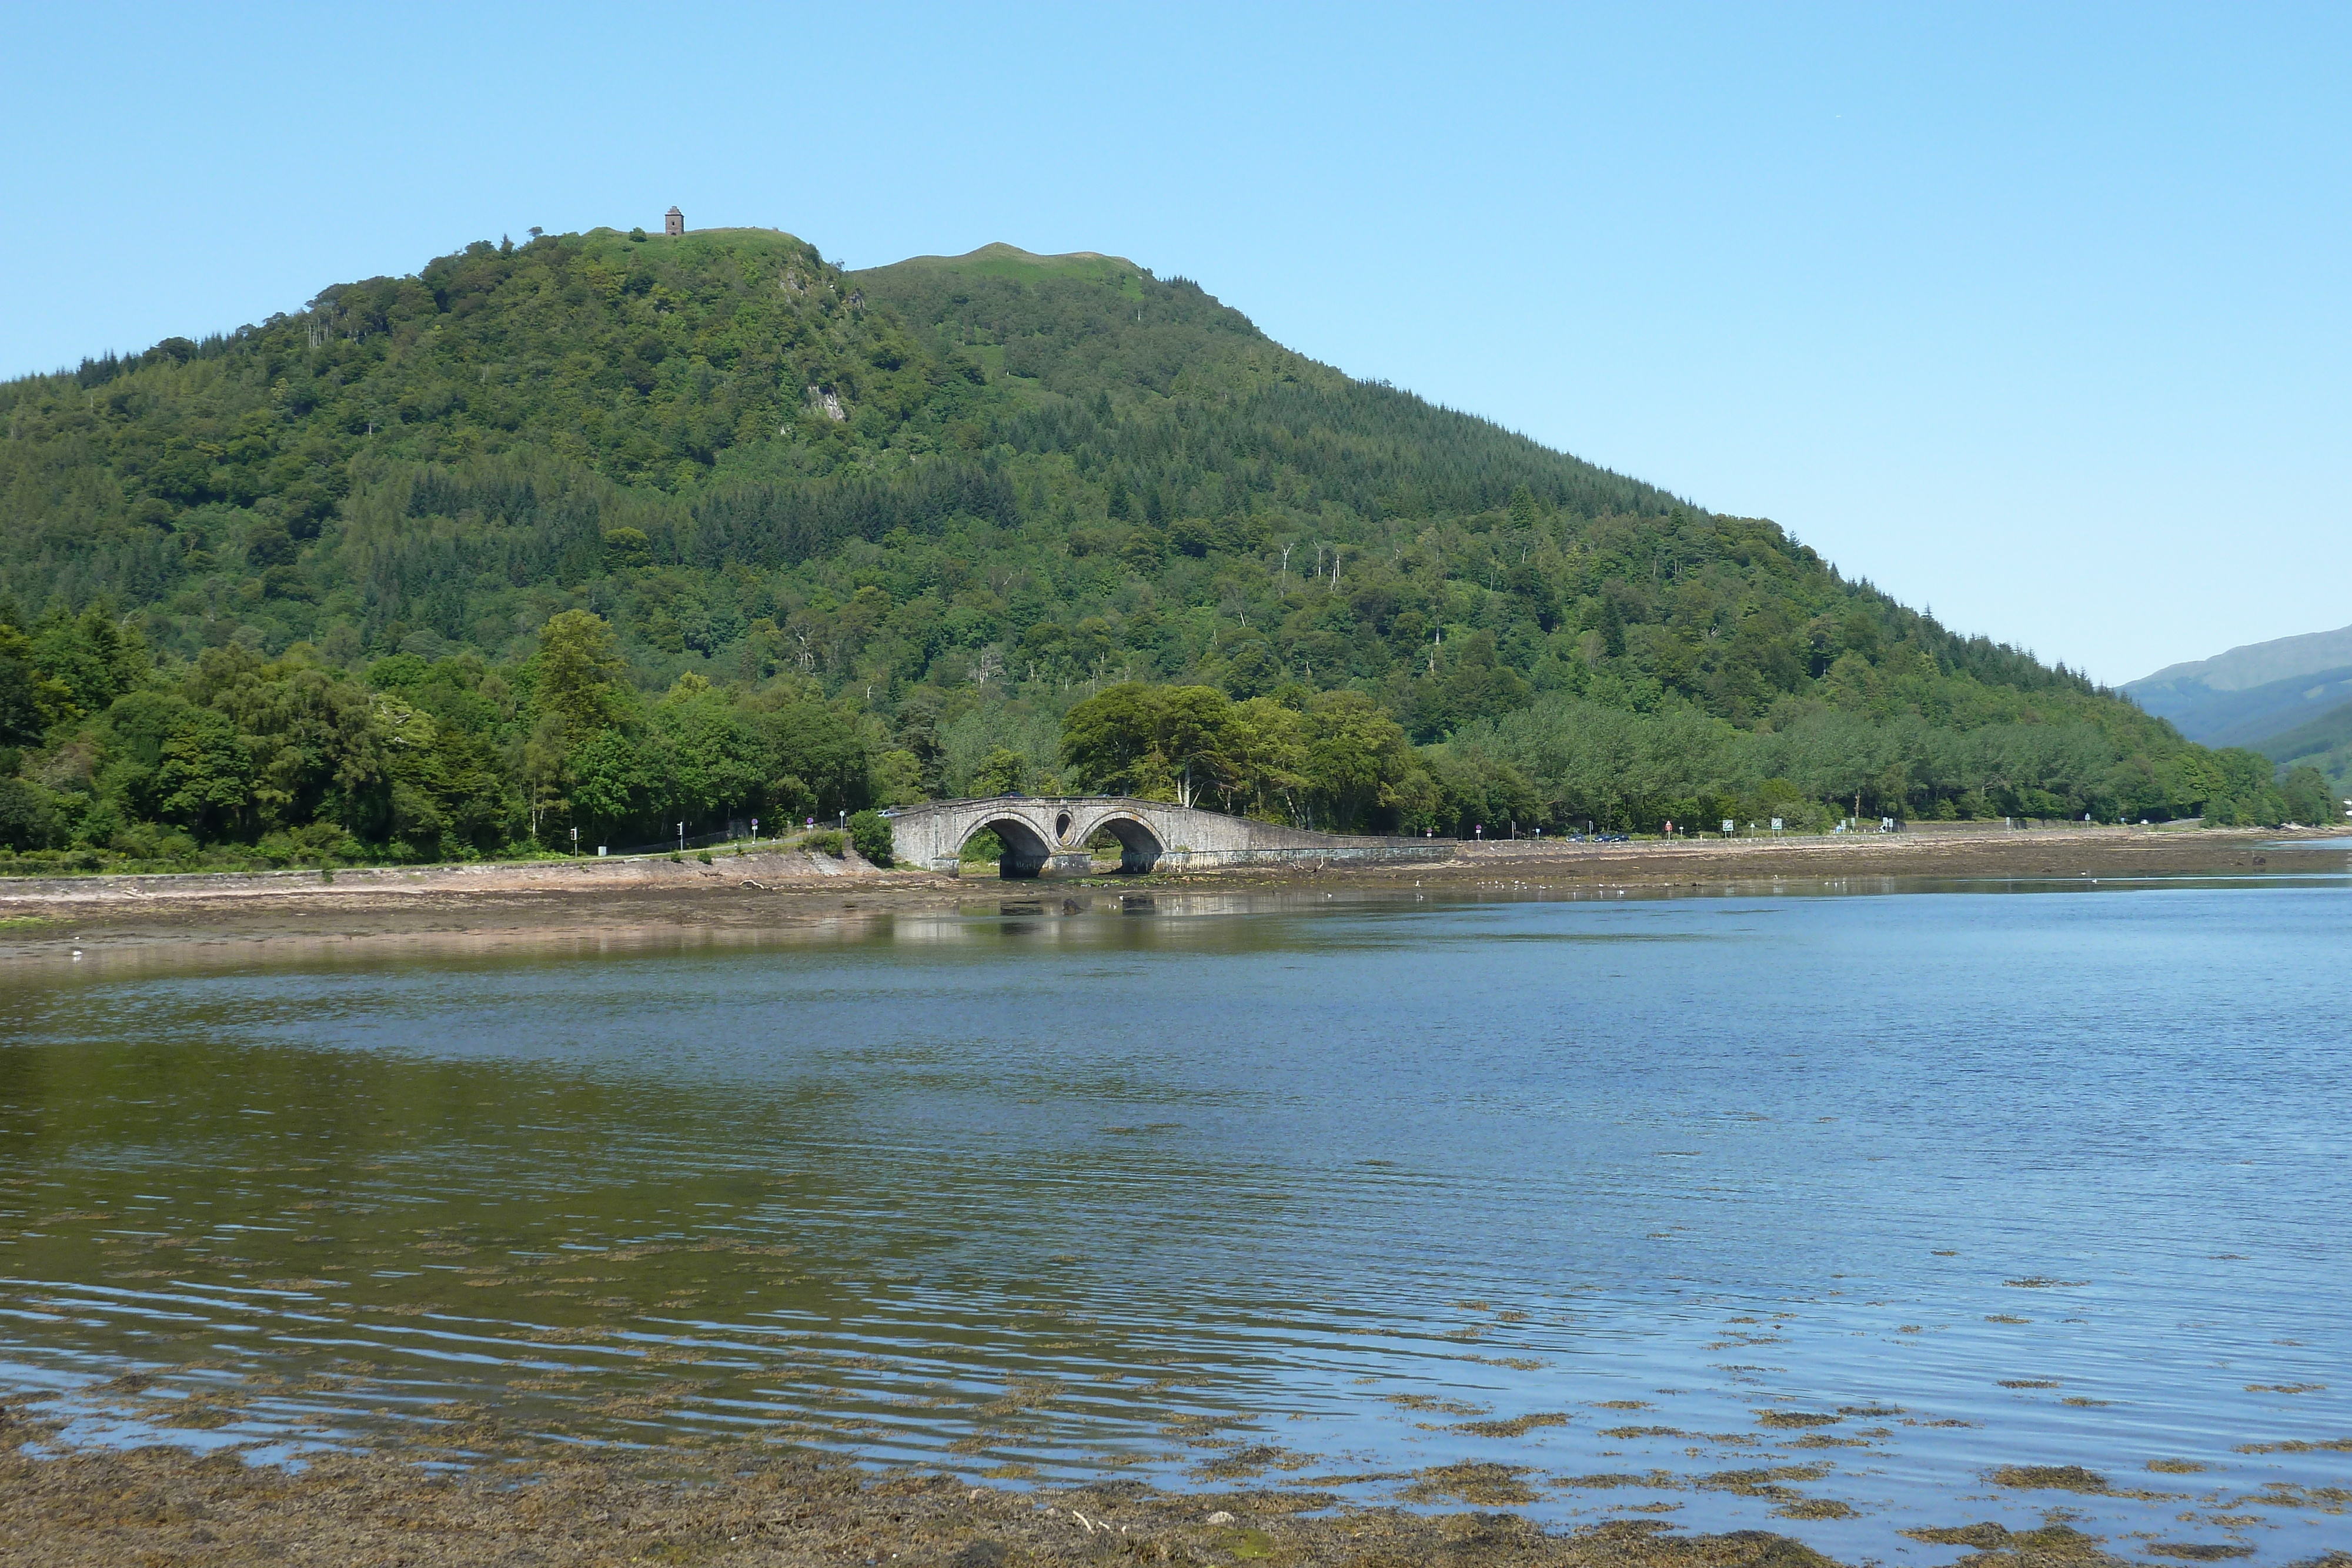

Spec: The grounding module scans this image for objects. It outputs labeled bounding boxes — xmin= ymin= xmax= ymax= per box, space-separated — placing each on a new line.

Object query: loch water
xmin=2 ymin=861 xmax=2349 ymax=1563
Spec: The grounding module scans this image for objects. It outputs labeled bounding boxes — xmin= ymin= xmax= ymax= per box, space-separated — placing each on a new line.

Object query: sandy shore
xmin=0 ymin=826 xmax=2337 ymax=963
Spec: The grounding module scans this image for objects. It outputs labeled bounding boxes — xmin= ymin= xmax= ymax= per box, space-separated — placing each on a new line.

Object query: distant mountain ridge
xmin=2137 ymin=663 xmax=2352 ymax=748
xmin=2125 ymin=623 xmax=2352 ymax=745
xmin=2132 ymin=623 xmax=2352 ymax=694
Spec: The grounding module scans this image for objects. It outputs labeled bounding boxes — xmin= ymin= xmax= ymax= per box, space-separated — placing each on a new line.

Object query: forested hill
xmin=0 ymin=225 xmax=2328 ymax=868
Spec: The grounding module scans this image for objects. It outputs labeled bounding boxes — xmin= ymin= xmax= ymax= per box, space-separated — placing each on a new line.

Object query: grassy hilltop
xmin=0 ymin=224 xmax=2329 ymax=867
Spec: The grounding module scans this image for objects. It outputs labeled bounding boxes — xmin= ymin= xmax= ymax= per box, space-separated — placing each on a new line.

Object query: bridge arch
xmin=958 ymin=813 xmax=1055 ymax=879
xmin=1070 ymin=809 xmax=1165 ymax=874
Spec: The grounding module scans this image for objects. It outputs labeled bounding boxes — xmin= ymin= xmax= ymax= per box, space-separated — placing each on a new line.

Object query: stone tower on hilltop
xmin=664 ymin=206 xmax=684 ymax=236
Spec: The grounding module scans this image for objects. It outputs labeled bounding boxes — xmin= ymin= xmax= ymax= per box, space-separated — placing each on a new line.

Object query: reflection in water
xmin=2 ymin=880 xmax=2348 ymax=1563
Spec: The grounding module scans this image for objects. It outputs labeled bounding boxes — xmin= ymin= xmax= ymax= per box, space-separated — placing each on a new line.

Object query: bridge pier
xmin=934 ymin=849 xmax=1098 ymax=879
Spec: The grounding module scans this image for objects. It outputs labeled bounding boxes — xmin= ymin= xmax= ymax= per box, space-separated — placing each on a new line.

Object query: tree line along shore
xmin=1 ymin=600 xmax=2335 ymax=885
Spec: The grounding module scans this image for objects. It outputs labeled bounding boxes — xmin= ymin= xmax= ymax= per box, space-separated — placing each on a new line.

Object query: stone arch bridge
xmin=883 ymin=796 xmax=1452 ymax=878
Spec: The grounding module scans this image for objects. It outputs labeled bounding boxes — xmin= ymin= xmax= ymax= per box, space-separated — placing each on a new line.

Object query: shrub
xmin=846 ymin=809 xmax=893 ymax=866
xmin=696 ymin=848 xmax=713 ymax=864
xmin=255 ymin=821 xmax=362 ymax=868
xmin=804 ymin=829 xmax=845 ymax=857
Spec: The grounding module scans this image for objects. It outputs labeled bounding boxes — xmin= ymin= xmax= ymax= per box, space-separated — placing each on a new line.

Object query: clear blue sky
xmin=6 ymin=3 xmax=2344 ymax=685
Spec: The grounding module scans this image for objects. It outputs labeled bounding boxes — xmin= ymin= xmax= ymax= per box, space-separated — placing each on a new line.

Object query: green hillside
xmin=2254 ymin=698 xmax=2352 ymax=803
xmin=0 ymin=225 xmax=2329 ymax=868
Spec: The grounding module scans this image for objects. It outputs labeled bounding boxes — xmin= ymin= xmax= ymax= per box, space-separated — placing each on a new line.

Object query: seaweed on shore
xmin=0 ymin=1423 xmax=1859 ymax=1568
xmin=1987 ymin=1464 xmax=2108 ymax=1493
xmin=1899 ymin=1522 xmax=2133 ymax=1564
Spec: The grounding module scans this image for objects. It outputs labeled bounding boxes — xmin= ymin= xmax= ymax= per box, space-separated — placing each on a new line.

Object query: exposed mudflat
xmin=0 ymin=826 xmax=2334 ymax=963
xmin=1220 ymin=824 xmax=2337 ymax=897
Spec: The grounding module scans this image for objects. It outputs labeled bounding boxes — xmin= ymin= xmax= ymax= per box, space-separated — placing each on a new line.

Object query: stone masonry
xmin=883 ymin=796 xmax=1452 ymax=878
